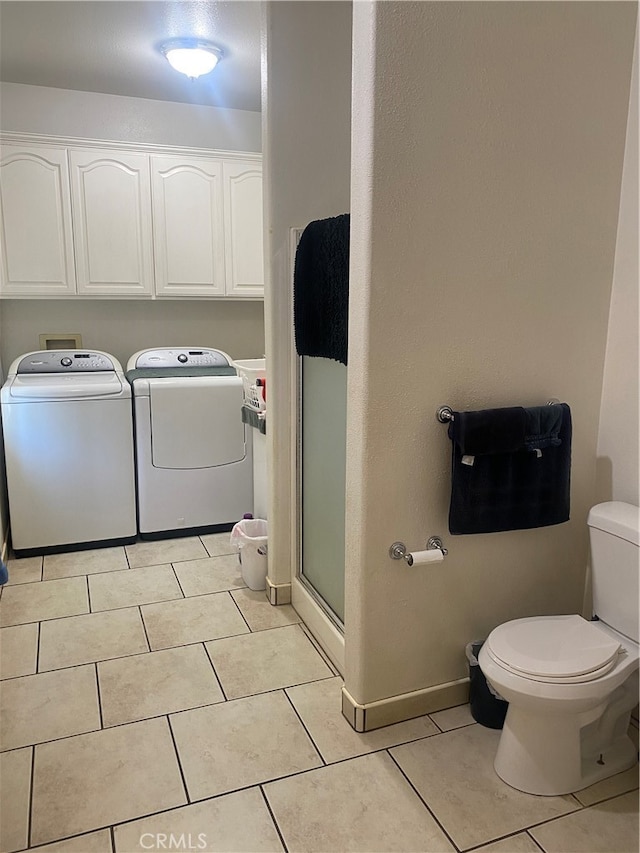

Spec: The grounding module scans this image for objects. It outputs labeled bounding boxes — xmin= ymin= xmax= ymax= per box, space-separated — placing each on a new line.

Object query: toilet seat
xmin=485 ymin=615 xmax=622 ymax=684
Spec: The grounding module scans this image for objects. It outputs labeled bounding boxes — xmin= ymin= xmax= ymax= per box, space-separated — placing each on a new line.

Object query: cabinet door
xmin=0 ymin=144 xmax=76 ymax=296
xmin=151 ymin=156 xmax=225 ymax=297
xmin=223 ymin=161 xmax=264 ymax=297
xmin=69 ymin=149 xmax=153 ymax=296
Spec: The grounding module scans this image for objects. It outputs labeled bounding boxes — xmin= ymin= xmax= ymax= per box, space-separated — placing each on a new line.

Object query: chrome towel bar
xmin=437 ymin=400 xmax=560 ymax=424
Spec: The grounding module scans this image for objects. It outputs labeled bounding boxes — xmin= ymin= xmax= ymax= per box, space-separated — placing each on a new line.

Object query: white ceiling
xmin=0 ymin=1 xmax=262 ymax=112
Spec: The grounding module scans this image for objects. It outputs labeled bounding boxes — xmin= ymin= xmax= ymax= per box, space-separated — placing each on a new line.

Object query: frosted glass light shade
xmin=161 ymin=40 xmax=223 ymax=79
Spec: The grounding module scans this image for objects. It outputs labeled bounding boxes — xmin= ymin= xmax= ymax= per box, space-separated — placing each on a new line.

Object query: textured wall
xmin=262 ymin=0 xmax=353 ymax=586
xmin=346 ymin=1 xmax=637 ymax=705
xmin=597 ymin=29 xmax=639 ymax=506
xmin=0 ymin=82 xmax=262 ymax=152
xmin=0 ymin=299 xmax=265 ymax=373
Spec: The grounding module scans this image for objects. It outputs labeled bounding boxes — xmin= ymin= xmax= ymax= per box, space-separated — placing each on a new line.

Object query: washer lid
xmin=8 ymin=372 xmax=123 ymax=399
xmin=486 ymin=615 xmax=621 ymax=679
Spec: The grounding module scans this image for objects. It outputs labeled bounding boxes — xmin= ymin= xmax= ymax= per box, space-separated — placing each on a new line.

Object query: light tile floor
xmin=0 ymin=533 xmax=638 ymax=853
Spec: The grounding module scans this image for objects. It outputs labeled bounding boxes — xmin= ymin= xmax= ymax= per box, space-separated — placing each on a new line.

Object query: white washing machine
xmin=1 ymin=350 xmax=137 ymax=556
xmin=127 ymin=347 xmax=253 ymax=537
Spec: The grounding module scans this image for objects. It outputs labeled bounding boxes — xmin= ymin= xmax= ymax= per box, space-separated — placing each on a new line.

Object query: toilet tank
xmin=588 ymin=501 xmax=639 ymax=642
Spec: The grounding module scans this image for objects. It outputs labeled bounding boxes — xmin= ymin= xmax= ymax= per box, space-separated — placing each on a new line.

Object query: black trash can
xmin=466 ymin=641 xmax=508 ymax=729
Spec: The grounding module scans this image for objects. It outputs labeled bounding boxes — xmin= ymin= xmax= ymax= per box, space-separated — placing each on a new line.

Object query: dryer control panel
xmin=16 ymin=351 xmax=116 ymax=374
xmin=133 ymin=348 xmax=230 ymax=369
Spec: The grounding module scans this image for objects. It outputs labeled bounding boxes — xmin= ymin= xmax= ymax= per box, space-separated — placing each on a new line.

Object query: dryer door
xmin=149 ymin=375 xmax=246 ymax=469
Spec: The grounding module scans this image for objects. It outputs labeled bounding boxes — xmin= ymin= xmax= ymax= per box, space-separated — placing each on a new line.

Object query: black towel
xmin=293 ymin=214 xmax=350 ymax=365
xmin=447 ymin=403 xmax=571 ymax=535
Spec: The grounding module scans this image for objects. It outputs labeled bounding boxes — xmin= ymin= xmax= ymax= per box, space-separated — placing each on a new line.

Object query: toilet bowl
xmin=478 ymin=501 xmax=639 ymax=796
xmin=479 ymin=616 xmax=639 ymax=795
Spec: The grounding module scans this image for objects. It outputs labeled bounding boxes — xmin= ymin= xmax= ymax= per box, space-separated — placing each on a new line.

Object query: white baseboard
xmin=342 ymin=678 xmax=470 ymax=732
xmin=266 ymin=577 xmax=292 ymax=605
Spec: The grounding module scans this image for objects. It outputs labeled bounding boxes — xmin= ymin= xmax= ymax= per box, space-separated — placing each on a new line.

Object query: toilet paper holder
xmin=389 ymin=537 xmax=448 ymax=566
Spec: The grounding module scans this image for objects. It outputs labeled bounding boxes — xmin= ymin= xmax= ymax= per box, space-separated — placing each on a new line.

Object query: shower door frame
xmin=288 ymin=227 xmax=345 ymax=674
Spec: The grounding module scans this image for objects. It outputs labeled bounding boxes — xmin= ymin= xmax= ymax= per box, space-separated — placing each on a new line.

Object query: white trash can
xmin=230 ymin=518 xmax=268 ymax=590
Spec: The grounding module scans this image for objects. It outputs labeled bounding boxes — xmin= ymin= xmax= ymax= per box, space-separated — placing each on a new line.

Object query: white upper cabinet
xmin=223 ymin=160 xmax=264 ymax=297
xmin=69 ymin=148 xmax=154 ymax=296
xmin=151 ymin=156 xmax=226 ymax=297
xmin=0 ymin=136 xmax=263 ymax=300
xmin=0 ymin=144 xmax=76 ymax=296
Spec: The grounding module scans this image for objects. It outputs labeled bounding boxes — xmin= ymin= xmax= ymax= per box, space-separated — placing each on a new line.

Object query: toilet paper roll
xmin=406 ymin=549 xmax=444 ymax=566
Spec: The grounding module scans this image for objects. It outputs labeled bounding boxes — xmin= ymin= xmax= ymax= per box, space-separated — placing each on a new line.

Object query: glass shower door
xmin=299 ymin=355 xmax=347 ymax=625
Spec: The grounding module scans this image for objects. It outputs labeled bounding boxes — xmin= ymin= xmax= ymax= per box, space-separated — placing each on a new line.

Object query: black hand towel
xmin=449 ymin=407 xmax=526 ymax=456
xmin=293 ymin=214 xmax=350 ymax=365
xmin=524 ymin=405 xmax=563 ymax=451
xmin=447 ymin=403 xmax=571 ymax=535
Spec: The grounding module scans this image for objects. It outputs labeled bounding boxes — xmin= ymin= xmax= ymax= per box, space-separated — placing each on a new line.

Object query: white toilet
xmin=478 ymin=501 xmax=639 ymax=796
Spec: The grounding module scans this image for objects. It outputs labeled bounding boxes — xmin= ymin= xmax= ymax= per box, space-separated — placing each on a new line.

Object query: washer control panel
xmin=16 ymin=351 xmax=116 ymax=374
xmin=133 ymin=348 xmax=230 ymax=369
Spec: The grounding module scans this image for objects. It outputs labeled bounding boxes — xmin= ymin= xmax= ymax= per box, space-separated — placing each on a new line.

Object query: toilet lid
xmin=486 ymin=615 xmax=621 ymax=679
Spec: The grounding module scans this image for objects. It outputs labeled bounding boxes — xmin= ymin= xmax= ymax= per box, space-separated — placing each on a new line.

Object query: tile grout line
xmin=2 ymin=588 xmax=251 ymax=630
xmin=197 ymin=533 xmax=209 ymax=558
xmin=226 ymin=588 xmax=253 ymax=632
xmin=32 ymin=648 xmax=163 ymax=678
xmin=525 ymin=829 xmax=548 ymax=853
xmin=463 ymin=825 xmax=551 ymax=853
xmin=95 ymin=662 xmax=105 ymax=730
xmin=42 ymin=777 xmax=293 ymax=851
xmin=259 ymin=784 xmax=290 ymax=853
xmin=45 ymin=566 xmax=132 ymax=583
xmin=297 ymin=621 xmax=341 ymax=675
xmin=202 ymin=642 xmax=229 ymax=702
xmin=166 ymin=714 xmax=191 ymax=805
xmin=28 ymin=823 xmax=114 ymax=850
xmin=88 ymin=594 xmax=186 ymax=617
xmin=386 ymin=748 xmax=462 ymax=853
xmin=281 ymin=688 xmax=326 ymax=767
xmin=236 ymin=673 xmax=337 ymax=702
xmin=2 ymin=610 xmax=87 ymax=631
xmin=510 ymin=796 xmax=590 ymax=839
xmin=86 ymin=574 xmax=92 ymax=613
xmin=35 ymin=620 xmax=42 ymax=675
xmin=127 ymin=561 xmax=178 ymax=571
xmin=30 ymin=631 xmax=263 ymax=678
xmin=24 ymin=821 xmax=121 ymax=851
xmin=0 ymin=700 xmax=226 ymax=753
xmin=0 ymin=702 xmax=446 ymax=761
xmin=138 ymin=605 xmax=152 ymax=653
xmin=427 ymin=715 xmax=446 ymax=734
xmin=297 ymin=620 xmax=338 ymax=671
xmin=306 ymin=721 xmax=449 ymax=766
xmin=0 ymin=578 xmax=43 ymax=589
xmin=109 ymin=824 xmax=116 ymax=852
xmin=169 ymin=562 xmax=187 ymax=599
xmin=181 ymin=766 xmax=339 ymax=807
xmin=27 ymin=744 xmax=35 ymax=850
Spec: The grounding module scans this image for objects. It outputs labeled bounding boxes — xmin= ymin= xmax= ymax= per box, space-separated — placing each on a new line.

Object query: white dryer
xmin=1 ymin=350 xmax=137 ymax=556
xmin=127 ymin=347 xmax=253 ymax=537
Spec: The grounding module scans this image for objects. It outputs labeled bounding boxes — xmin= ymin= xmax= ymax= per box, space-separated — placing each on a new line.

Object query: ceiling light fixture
xmin=160 ymin=39 xmax=223 ymax=80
